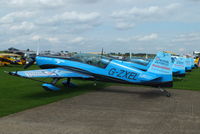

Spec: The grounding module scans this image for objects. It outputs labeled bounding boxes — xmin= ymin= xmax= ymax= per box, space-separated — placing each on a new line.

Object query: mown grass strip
xmin=0 ymin=65 xmax=200 ymax=117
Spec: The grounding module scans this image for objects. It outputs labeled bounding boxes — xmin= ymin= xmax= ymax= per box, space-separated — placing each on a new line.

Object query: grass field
xmin=0 ymin=65 xmax=200 ymax=117
xmin=172 ymin=68 xmax=200 ymax=90
xmin=0 ymin=65 xmax=108 ymax=117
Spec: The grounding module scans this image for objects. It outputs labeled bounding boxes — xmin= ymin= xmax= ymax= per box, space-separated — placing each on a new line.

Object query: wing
xmin=9 ymin=68 xmax=93 ymax=78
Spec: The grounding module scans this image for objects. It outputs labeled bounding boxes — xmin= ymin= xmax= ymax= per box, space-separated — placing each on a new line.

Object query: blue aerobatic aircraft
xmin=171 ymin=56 xmax=186 ymax=76
xmin=184 ymin=57 xmax=193 ymax=71
xmin=125 ymin=55 xmax=185 ymax=76
xmin=190 ymin=57 xmax=195 ymax=69
xmin=8 ymin=52 xmax=173 ymax=97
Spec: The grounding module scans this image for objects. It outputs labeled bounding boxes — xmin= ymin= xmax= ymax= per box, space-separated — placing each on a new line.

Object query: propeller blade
xmin=24 ymin=57 xmax=35 ymax=69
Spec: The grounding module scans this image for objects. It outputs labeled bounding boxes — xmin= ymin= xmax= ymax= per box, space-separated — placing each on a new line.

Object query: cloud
xmin=117 ymin=33 xmax=158 ymax=42
xmin=41 ymin=11 xmax=102 ymax=32
xmin=9 ymin=21 xmax=36 ymax=31
xmin=71 ymin=0 xmax=101 ymax=4
xmin=136 ymin=33 xmax=158 ymax=41
xmin=46 ymin=37 xmax=59 ymax=43
xmin=69 ymin=37 xmax=86 ymax=43
xmin=179 ymin=48 xmax=186 ymax=52
xmin=0 ymin=10 xmax=101 ymax=35
xmin=115 ymin=22 xmax=135 ymax=30
xmin=8 ymin=0 xmax=65 ymax=7
xmin=31 ymin=35 xmax=41 ymax=41
xmin=172 ymin=33 xmax=200 ymax=42
xmin=48 ymin=11 xmax=100 ymax=24
xmin=6 ymin=0 xmax=100 ymax=8
xmin=0 ymin=0 xmax=199 ymax=53
xmin=112 ymin=3 xmax=180 ymax=19
xmin=188 ymin=0 xmax=200 ymax=2
xmin=31 ymin=35 xmax=59 ymax=43
xmin=111 ymin=3 xmax=181 ymax=30
xmin=0 ymin=11 xmax=36 ymax=24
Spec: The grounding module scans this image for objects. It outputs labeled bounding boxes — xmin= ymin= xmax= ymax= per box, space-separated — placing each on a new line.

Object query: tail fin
xmin=184 ymin=57 xmax=192 ymax=71
xmin=173 ymin=57 xmax=185 ymax=70
xmin=147 ymin=52 xmax=172 ymax=75
xmin=172 ymin=57 xmax=186 ymax=75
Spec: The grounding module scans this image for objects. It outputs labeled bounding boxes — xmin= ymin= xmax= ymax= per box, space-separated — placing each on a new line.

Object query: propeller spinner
xmin=24 ymin=57 xmax=36 ymax=69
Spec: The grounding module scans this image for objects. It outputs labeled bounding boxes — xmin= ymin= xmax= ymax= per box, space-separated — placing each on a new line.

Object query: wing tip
xmin=5 ymin=71 xmax=18 ymax=76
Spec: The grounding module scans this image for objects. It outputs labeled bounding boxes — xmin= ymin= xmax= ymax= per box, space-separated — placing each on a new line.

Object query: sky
xmin=0 ymin=0 xmax=200 ymax=54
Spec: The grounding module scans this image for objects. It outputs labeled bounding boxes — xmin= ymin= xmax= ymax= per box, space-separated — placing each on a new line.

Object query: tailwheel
xmin=62 ymin=78 xmax=77 ymax=88
xmin=165 ymin=91 xmax=171 ymax=97
xmin=159 ymin=88 xmax=171 ymax=97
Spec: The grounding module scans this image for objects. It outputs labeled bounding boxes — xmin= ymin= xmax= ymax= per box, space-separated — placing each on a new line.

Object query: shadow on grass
xmin=21 ymin=82 xmax=107 ymax=99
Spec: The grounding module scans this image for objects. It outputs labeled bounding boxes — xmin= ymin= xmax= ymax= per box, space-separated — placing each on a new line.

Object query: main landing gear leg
xmin=62 ymin=78 xmax=77 ymax=87
xmin=42 ymin=78 xmax=60 ymax=91
xmin=159 ymin=87 xmax=171 ymax=97
xmin=52 ymin=78 xmax=60 ymax=85
xmin=93 ymin=80 xmax=97 ymax=86
xmin=66 ymin=78 xmax=71 ymax=86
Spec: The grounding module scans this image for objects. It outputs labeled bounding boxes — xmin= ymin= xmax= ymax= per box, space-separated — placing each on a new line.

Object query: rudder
xmin=147 ymin=52 xmax=172 ymax=75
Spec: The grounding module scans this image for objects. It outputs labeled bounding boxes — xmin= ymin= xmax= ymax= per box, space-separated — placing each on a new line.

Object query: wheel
xmin=42 ymin=83 xmax=60 ymax=91
xmin=166 ymin=92 xmax=171 ymax=97
xmin=62 ymin=80 xmax=77 ymax=87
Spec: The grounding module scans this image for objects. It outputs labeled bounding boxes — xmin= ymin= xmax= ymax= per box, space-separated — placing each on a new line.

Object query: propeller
xmin=24 ymin=57 xmax=36 ymax=69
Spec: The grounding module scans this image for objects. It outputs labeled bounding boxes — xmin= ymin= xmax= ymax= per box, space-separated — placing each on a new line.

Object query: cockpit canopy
xmin=71 ymin=53 xmax=112 ymax=68
xmin=128 ymin=57 xmax=152 ymax=66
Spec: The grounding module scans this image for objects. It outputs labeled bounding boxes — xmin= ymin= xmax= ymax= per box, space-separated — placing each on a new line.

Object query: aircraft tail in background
xmin=172 ymin=57 xmax=186 ymax=76
xmin=147 ymin=52 xmax=172 ymax=87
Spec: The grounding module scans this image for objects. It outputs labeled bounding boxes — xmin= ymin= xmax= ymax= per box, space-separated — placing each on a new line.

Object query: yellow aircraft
xmin=0 ymin=53 xmax=26 ymax=66
xmin=194 ymin=57 xmax=200 ymax=67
